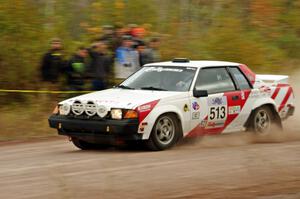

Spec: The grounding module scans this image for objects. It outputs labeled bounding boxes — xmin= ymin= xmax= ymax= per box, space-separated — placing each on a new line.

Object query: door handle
xmin=232 ymin=95 xmax=239 ymax=101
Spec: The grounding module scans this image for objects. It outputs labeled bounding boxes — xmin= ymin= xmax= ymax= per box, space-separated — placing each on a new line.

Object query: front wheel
xmin=71 ymin=137 xmax=109 ymax=150
xmin=145 ymin=114 xmax=181 ymax=151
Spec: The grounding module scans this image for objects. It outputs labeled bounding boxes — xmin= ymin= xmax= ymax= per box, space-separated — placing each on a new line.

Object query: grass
xmin=0 ymin=95 xmax=63 ymax=141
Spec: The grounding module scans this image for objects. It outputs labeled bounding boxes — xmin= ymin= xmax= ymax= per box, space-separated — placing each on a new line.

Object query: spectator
xmin=127 ymin=24 xmax=138 ymax=36
xmin=115 ymin=35 xmax=140 ymax=80
xmin=146 ymin=37 xmax=161 ymax=62
xmin=100 ymin=25 xmax=115 ymax=52
xmin=136 ymin=41 xmax=152 ymax=66
xmin=66 ymin=47 xmax=88 ymax=91
xmin=111 ymin=23 xmax=125 ymax=53
xmin=40 ymin=38 xmax=65 ymax=84
xmin=131 ymin=27 xmax=146 ymax=49
xmin=88 ymin=41 xmax=113 ymax=90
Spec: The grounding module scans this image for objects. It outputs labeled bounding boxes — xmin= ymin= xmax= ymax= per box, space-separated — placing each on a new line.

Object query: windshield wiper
xmin=115 ymin=85 xmax=135 ymax=90
xmin=140 ymin=86 xmax=167 ymax=91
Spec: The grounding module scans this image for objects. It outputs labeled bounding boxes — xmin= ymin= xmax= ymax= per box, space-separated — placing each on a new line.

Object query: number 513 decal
xmin=209 ymin=106 xmax=227 ymax=120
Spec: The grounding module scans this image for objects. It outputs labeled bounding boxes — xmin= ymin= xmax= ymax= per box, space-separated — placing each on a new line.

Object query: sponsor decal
xmin=208 ymin=96 xmax=227 ymax=106
xmin=192 ymin=112 xmax=200 ymax=119
xmin=145 ymin=67 xmax=183 ymax=73
xmin=206 ymin=121 xmax=225 ymax=129
xmin=138 ymin=104 xmax=152 ymax=112
xmin=249 ymin=90 xmax=260 ymax=98
xmin=183 ymin=104 xmax=189 ymax=112
xmin=96 ymin=100 xmax=119 ymax=104
xmin=192 ymin=101 xmax=200 ymax=111
xmin=200 ymin=119 xmax=207 ymax=127
xmin=259 ymin=85 xmax=271 ymax=94
xmin=228 ymin=106 xmax=241 ymax=115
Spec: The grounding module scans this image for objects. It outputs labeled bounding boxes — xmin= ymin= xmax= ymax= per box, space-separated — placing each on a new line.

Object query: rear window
xmin=228 ymin=67 xmax=251 ymax=90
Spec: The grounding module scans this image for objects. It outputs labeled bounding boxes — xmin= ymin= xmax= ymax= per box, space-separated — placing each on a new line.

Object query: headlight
xmin=111 ymin=109 xmax=122 ymax=120
xmin=59 ymin=103 xmax=71 ymax=115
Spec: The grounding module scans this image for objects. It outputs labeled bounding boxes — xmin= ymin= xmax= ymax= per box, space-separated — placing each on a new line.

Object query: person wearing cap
xmin=40 ymin=38 xmax=66 ymax=84
xmin=131 ymin=27 xmax=146 ymax=49
xmin=115 ymin=35 xmax=140 ymax=80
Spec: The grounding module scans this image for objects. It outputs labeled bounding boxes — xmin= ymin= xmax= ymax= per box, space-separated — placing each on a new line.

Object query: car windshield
xmin=119 ymin=66 xmax=197 ymax=92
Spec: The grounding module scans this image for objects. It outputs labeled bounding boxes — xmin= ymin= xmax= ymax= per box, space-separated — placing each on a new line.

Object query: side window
xmin=228 ymin=67 xmax=251 ymax=90
xmin=195 ymin=68 xmax=235 ymax=94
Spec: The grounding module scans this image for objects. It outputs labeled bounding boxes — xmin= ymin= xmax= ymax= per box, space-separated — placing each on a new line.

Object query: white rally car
xmin=49 ymin=59 xmax=295 ymax=150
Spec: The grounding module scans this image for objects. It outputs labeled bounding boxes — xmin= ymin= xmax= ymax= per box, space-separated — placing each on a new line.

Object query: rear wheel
xmin=250 ymin=106 xmax=283 ymax=141
xmin=253 ymin=107 xmax=272 ymax=134
xmin=145 ymin=114 xmax=181 ymax=151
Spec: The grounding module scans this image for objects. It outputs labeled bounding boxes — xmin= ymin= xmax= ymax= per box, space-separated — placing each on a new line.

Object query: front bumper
xmin=48 ymin=115 xmax=141 ymax=143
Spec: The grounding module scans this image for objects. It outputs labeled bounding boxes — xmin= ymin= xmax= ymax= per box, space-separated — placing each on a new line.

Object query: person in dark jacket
xmin=40 ymin=38 xmax=65 ymax=84
xmin=146 ymin=37 xmax=161 ymax=62
xmin=88 ymin=41 xmax=113 ymax=90
xmin=137 ymin=41 xmax=152 ymax=66
xmin=66 ymin=47 xmax=88 ymax=91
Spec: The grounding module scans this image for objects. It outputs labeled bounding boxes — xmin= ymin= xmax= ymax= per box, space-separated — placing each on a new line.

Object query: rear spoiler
xmin=256 ymin=74 xmax=289 ymax=84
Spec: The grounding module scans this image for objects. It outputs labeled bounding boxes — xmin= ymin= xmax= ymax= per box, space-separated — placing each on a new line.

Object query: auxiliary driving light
xmin=85 ymin=101 xmax=97 ymax=116
xmin=72 ymin=100 xmax=84 ymax=115
xmin=97 ymin=105 xmax=108 ymax=118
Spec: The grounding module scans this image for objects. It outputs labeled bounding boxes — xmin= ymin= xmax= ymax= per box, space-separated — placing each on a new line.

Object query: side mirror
xmin=193 ymin=89 xmax=208 ymax=98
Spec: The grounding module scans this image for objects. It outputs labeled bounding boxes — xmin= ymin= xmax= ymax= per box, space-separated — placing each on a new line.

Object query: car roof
xmin=145 ymin=60 xmax=241 ymax=68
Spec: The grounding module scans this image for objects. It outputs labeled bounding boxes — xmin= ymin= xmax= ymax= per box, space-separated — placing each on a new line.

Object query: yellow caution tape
xmin=0 ymin=89 xmax=92 ymax=94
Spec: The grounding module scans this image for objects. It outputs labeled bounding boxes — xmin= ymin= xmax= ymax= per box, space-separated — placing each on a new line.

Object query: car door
xmin=189 ymin=67 xmax=245 ymax=136
xmin=224 ymin=66 xmax=253 ymax=132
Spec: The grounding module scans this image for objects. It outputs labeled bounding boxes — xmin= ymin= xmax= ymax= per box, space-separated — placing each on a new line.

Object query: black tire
xmin=145 ymin=114 xmax=181 ymax=151
xmin=71 ymin=137 xmax=108 ymax=150
xmin=250 ymin=106 xmax=283 ymax=141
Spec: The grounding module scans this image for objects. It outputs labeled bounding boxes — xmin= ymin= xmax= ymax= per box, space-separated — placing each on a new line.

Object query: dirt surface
xmin=0 ymin=132 xmax=300 ymax=199
xmin=1 ymin=72 xmax=300 ymax=199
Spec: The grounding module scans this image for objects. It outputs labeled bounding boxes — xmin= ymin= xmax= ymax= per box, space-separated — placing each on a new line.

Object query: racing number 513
xmin=209 ymin=106 xmax=226 ymax=120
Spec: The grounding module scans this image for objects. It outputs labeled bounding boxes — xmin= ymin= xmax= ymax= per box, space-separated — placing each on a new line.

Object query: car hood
xmin=60 ymin=88 xmax=186 ymax=109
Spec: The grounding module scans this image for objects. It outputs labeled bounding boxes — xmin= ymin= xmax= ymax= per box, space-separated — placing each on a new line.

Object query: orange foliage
xmin=250 ymin=0 xmax=281 ymax=28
